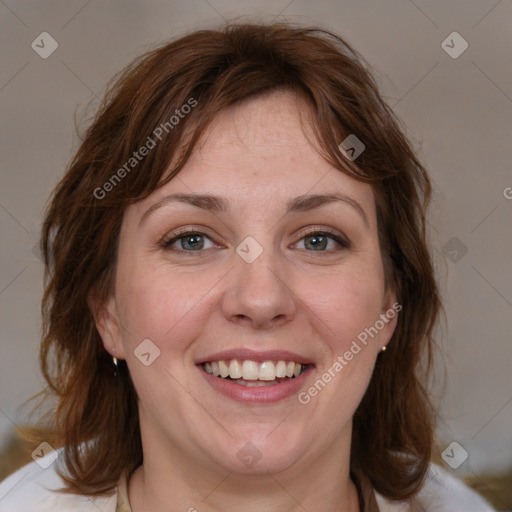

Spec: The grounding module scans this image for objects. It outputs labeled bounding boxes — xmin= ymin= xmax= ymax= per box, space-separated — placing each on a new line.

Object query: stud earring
xmin=112 ymin=354 xmax=118 ymax=377
xmin=381 ymin=346 xmax=387 ymax=352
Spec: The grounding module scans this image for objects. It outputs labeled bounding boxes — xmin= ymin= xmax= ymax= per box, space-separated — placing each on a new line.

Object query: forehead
xmin=130 ymin=90 xmax=376 ymax=221
xmin=199 ymin=90 xmax=313 ymax=153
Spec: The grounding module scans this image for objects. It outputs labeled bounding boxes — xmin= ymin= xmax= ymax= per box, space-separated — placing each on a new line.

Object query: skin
xmin=93 ymin=90 xmax=397 ymax=512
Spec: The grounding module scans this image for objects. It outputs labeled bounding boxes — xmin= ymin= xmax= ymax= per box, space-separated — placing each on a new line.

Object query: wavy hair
xmin=35 ymin=22 xmax=441 ymax=508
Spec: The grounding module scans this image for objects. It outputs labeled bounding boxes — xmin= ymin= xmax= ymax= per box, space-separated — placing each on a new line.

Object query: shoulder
xmin=375 ymin=464 xmax=495 ymax=512
xmin=0 ymin=447 xmax=117 ymax=512
xmin=375 ymin=463 xmax=496 ymax=512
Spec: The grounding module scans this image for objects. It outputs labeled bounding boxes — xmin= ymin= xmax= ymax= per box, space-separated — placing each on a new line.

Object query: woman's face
xmin=98 ymin=90 xmax=397 ymax=476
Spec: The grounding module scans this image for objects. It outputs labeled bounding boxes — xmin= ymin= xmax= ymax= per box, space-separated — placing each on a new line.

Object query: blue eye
xmin=161 ymin=231 xmax=215 ymax=252
xmin=298 ymin=231 xmax=349 ymax=251
xmin=161 ymin=229 xmax=350 ymax=254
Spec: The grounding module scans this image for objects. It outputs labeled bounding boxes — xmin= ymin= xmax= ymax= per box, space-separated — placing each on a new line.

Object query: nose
xmin=220 ymin=244 xmax=297 ymax=330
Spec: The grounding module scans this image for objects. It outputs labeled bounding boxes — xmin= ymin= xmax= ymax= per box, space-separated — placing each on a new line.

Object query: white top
xmin=0 ymin=449 xmax=496 ymax=512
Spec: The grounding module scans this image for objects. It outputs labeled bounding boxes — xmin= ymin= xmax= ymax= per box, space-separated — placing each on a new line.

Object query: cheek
xmin=114 ymin=260 xmax=221 ymax=353
xmin=301 ymin=272 xmax=381 ymax=414
xmin=113 ymin=264 xmax=218 ymax=415
xmin=303 ymin=262 xmax=385 ymax=352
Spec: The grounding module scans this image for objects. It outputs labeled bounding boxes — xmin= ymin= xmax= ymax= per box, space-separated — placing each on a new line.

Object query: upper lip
xmin=195 ymin=348 xmax=315 ymax=365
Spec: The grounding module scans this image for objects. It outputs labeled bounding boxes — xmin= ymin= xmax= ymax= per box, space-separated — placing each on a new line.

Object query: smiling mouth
xmin=201 ymin=359 xmax=309 ymax=387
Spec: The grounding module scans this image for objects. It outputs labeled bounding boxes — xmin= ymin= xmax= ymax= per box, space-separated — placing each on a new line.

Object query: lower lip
xmin=197 ymin=365 xmax=313 ymax=404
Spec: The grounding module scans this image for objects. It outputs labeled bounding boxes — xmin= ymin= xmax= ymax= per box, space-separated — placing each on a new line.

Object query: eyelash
xmin=160 ymin=227 xmax=350 ymax=255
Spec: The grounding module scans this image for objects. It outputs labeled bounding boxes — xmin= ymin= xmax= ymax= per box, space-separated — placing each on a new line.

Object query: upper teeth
xmin=203 ymin=360 xmax=304 ymax=380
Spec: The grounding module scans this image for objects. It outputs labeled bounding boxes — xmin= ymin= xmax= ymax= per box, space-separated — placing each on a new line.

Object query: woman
xmin=0 ymin=22 xmax=495 ymax=512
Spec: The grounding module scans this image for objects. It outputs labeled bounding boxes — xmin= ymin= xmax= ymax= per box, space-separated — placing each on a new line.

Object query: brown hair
xmin=36 ymin=21 xmax=441 ymax=507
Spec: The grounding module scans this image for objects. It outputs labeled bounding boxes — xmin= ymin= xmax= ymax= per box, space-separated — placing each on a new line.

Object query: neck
xmin=129 ymin=469 xmax=360 ymax=512
xmin=128 ymin=427 xmax=360 ymax=512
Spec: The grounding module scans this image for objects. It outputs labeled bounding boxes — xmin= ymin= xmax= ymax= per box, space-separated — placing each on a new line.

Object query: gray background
xmin=1 ymin=0 xmax=511 ymax=490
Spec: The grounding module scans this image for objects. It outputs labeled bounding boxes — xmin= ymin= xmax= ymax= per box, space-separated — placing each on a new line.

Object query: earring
xmin=381 ymin=346 xmax=387 ymax=352
xmin=112 ymin=355 xmax=118 ymax=377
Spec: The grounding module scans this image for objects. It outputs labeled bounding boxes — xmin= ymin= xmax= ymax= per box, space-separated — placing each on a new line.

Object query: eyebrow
xmin=138 ymin=193 xmax=370 ymax=229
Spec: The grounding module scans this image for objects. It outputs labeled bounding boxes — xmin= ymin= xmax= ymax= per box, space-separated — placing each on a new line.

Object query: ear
xmin=379 ymin=289 xmax=400 ymax=347
xmin=87 ymin=289 xmax=126 ymax=360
